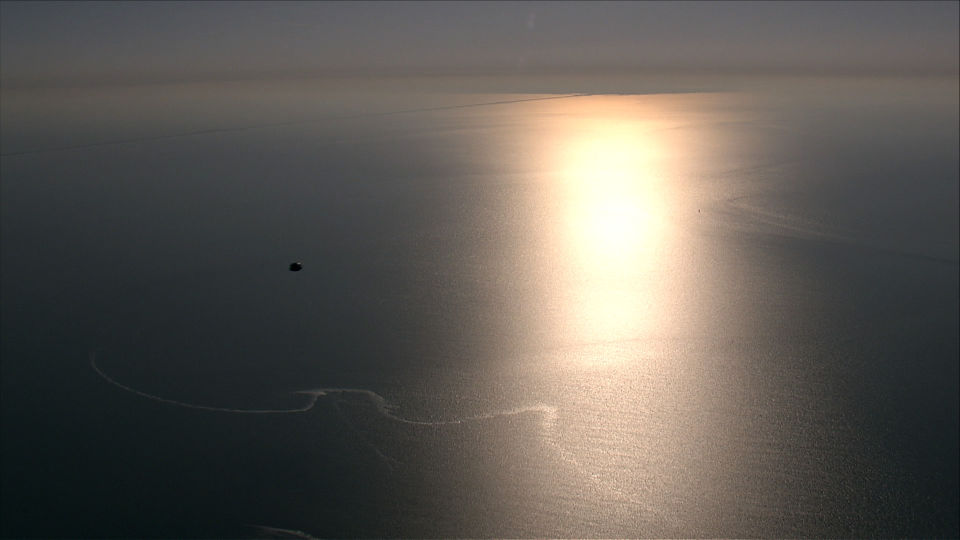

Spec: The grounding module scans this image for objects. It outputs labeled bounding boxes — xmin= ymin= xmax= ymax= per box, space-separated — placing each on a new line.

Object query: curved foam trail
xmin=249 ymin=524 xmax=319 ymax=539
xmin=89 ymin=352 xmax=320 ymax=414
xmin=300 ymin=388 xmax=558 ymax=427
xmin=721 ymin=196 xmax=960 ymax=265
xmin=91 ymin=352 xmax=642 ymax=519
xmin=90 ymin=352 xmax=557 ymax=427
xmin=723 ymin=195 xmax=856 ymax=244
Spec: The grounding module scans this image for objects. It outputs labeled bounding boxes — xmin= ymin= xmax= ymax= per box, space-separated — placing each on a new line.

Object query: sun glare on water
xmin=545 ymin=103 xmax=681 ymax=354
xmin=563 ymin=128 xmax=666 ymax=266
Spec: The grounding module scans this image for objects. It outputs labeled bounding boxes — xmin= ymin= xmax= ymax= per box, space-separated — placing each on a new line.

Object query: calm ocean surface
xmin=2 ymin=75 xmax=957 ymax=537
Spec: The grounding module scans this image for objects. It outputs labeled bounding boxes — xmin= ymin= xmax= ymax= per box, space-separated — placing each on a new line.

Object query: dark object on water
xmin=289 ymin=262 xmax=303 ymax=272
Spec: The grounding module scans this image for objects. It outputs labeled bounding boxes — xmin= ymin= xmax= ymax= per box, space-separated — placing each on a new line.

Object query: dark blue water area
xmin=0 ymin=123 xmax=577 ymax=537
xmin=2 ymin=84 xmax=958 ymax=537
xmin=740 ymin=231 xmax=959 ymax=525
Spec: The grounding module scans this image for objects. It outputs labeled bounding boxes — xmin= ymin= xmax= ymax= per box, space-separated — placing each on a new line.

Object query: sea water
xmin=2 ymin=75 xmax=957 ymax=537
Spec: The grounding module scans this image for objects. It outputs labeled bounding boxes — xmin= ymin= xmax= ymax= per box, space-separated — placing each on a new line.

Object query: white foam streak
xmin=90 ymin=352 xmax=557 ymax=428
xmin=89 ymin=351 xmax=642 ymax=526
xmin=249 ymin=524 xmax=319 ymax=539
xmin=297 ymin=388 xmax=558 ymax=427
xmin=89 ymin=352 xmax=319 ymax=414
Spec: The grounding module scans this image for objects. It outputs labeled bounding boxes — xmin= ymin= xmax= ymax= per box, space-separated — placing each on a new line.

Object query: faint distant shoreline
xmin=3 ymin=65 xmax=958 ymax=93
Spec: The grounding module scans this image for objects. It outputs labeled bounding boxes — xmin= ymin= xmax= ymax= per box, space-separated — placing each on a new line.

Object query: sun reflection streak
xmin=508 ymin=93 xmax=783 ymax=528
xmin=549 ymin=107 xmax=678 ymax=353
xmin=563 ymin=127 xmax=667 ymax=264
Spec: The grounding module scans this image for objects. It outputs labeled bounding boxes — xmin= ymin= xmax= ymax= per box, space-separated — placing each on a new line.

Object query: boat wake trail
xmin=721 ymin=195 xmax=960 ymax=265
xmin=249 ymin=524 xmax=319 ymax=539
xmin=722 ymin=194 xmax=856 ymax=245
xmin=89 ymin=352 xmax=320 ymax=413
xmin=89 ymin=351 xmax=557 ymax=429
xmin=90 ymin=349 xmax=639 ymax=534
xmin=302 ymin=386 xmax=558 ymax=428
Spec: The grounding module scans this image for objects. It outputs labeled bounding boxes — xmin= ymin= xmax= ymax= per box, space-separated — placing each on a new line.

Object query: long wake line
xmin=2 ymin=93 xmax=590 ymax=157
xmin=722 ymin=195 xmax=960 ymax=266
xmin=88 ymin=351 xmax=557 ymax=427
xmin=89 ymin=352 xmax=320 ymax=413
xmin=249 ymin=524 xmax=319 ymax=539
xmin=89 ymin=350 xmax=644 ymax=521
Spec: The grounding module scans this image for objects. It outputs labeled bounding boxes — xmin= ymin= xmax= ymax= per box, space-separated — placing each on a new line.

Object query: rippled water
xmin=2 ymin=76 xmax=957 ymax=537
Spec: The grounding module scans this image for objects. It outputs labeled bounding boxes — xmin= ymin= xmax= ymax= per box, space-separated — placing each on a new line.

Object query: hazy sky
xmin=1 ymin=1 xmax=957 ymax=86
